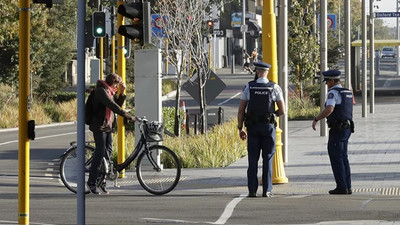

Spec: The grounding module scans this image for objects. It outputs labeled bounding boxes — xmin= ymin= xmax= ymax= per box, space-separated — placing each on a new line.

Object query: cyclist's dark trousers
xmin=88 ymin=131 xmax=113 ymax=185
xmin=328 ymin=127 xmax=352 ymax=190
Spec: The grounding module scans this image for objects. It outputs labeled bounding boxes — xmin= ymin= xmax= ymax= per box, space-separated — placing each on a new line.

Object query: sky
xmin=372 ymin=0 xmax=398 ymax=27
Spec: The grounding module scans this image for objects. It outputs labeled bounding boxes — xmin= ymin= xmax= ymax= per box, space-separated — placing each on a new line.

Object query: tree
xmin=0 ymin=0 xmax=20 ymax=86
xmin=373 ymin=19 xmax=394 ymax=41
xmin=154 ymin=0 xmax=230 ymax=135
xmin=327 ymin=30 xmax=342 ymax=69
xmin=30 ymin=1 xmax=77 ymax=100
xmin=0 ymin=0 xmax=80 ymax=100
xmin=288 ymin=0 xmax=320 ymax=97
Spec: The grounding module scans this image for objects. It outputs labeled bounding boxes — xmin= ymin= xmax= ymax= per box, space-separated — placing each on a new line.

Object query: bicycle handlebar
xmin=134 ymin=116 xmax=147 ymax=123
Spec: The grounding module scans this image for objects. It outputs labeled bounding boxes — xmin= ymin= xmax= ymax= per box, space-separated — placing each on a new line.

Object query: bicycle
xmin=59 ymin=116 xmax=181 ymax=195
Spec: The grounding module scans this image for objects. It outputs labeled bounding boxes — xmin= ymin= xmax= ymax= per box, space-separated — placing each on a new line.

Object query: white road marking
xmin=285 ymin=195 xmax=311 ymax=198
xmin=142 ymin=193 xmax=247 ymax=225
xmin=217 ymin=92 xmax=241 ymax=106
xmin=212 ymin=193 xmax=246 ymax=224
xmin=0 ymin=131 xmax=90 ymax=146
xmin=143 ymin=218 xmax=213 ymax=224
xmin=360 ymin=198 xmax=374 ymax=210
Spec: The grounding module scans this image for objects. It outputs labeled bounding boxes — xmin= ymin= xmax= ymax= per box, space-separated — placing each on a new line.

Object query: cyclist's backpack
xmin=85 ymin=89 xmax=96 ymax=125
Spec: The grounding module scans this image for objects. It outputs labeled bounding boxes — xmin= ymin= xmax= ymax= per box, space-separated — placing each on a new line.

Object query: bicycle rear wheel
xmin=59 ymin=145 xmax=95 ymax=194
xmin=136 ymin=145 xmax=181 ymax=195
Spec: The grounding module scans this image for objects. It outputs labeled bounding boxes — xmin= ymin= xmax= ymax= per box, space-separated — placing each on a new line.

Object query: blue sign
xmin=152 ymin=14 xmax=167 ymax=38
xmin=231 ymin=13 xmax=242 ymax=28
xmin=327 ymin=14 xmax=336 ymax=29
xmin=375 ymin=12 xmax=400 ymax=18
xmin=318 ymin=14 xmax=336 ymax=30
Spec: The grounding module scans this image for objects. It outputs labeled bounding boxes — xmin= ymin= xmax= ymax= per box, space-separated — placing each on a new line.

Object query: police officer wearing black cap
xmin=237 ymin=61 xmax=285 ymax=198
xmin=312 ymin=70 xmax=354 ymax=195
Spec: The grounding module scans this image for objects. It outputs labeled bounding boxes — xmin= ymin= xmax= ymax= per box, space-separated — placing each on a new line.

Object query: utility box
xmin=187 ymin=107 xmax=224 ymax=129
xmin=90 ymin=59 xmax=100 ymax=84
xmin=134 ymin=49 xmax=162 ymax=144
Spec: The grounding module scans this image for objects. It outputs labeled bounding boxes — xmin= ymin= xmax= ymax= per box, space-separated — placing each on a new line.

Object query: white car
xmin=381 ymin=47 xmax=396 ymax=58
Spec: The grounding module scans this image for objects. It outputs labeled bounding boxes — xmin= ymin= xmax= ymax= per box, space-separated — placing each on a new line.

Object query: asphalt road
xmin=1 ymin=65 xmax=399 ymax=225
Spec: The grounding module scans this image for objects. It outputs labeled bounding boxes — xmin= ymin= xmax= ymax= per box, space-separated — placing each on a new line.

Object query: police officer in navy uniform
xmin=237 ymin=62 xmax=285 ymax=198
xmin=312 ymin=70 xmax=354 ymax=195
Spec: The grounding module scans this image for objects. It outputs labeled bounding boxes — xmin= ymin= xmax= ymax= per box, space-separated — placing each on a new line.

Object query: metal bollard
xmin=185 ymin=110 xmax=190 ymax=135
xmin=231 ymin=54 xmax=235 ymax=74
xmin=375 ymin=51 xmax=380 ymax=76
xmin=217 ymin=107 xmax=223 ymax=124
xmin=194 ymin=114 xmax=198 ymax=135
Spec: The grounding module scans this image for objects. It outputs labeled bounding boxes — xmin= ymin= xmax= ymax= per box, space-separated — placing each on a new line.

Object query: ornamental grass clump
xmin=162 ymin=119 xmax=247 ymax=168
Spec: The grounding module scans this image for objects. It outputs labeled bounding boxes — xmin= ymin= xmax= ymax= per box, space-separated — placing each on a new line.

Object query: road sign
xmin=231 ymin=13 xmax=242 ymax=28
xmin=152 ymin=14 xmax=167 ymax=37
xmin=182 ymin=70 xmax=226 ymax=105
xmin=375 ymin=12 xmax=400 ymax=18
xmin=327 ymin=14 xmax=336 ymax=29
xmin=318 ymin=14 xmax=336 ymax=30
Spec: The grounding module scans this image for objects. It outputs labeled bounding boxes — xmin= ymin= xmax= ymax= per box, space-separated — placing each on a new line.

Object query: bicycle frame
xmin=114 ymin=134 xmax=147 ymax=172
xmin=114 ymin=127 xmax=161 ymax=173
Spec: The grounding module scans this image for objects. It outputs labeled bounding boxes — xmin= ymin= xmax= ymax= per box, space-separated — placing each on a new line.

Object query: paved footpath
xmin=178 ymin=96 xmax=400 ymax=195
xmin=171 ymin=95 xmax=400 ymax=225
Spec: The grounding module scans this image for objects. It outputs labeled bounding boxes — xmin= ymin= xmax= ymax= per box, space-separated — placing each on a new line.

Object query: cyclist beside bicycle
xmin=87 ymin=73 xmax=135 ymax=194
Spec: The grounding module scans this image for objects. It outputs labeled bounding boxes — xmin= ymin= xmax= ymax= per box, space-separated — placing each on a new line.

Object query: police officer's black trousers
xmin=328 ymin=128 xmax=352 ymax=190
xmin=247 ymin=123 xmax=276 ymax=194
xmin=88 ymin=130 xmax=113 ymax=186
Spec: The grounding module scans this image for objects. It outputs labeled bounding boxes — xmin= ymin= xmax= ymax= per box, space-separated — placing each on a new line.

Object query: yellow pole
xmin=18 ymin=0 xmax=30 ymax=223
xmin=117 ymin=0 xmax=126 ymax=178
xmin=100 ymin=37 xmax=104 ymax=80
xmin=111 ymin=35 xmax=116 ymax=74
xmin=263 ymin=0 xmax=288 ymax=184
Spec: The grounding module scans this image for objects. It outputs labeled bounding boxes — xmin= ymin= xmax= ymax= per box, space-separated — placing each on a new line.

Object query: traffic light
xmin=206 ymin=20 xmax=214 ymax=33
xmin=207 ymin=20 xmax=214 ymax=28
xmin=92 ymin=11 xmax=106 ymax=38
xmin=117 ymin=2 xmax=151 ymax=45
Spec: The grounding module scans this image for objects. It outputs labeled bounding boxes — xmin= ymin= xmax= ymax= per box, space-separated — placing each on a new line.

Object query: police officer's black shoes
xmin=347 ymin=188 xmax=353 ymax=195
xmin=248 ymin=193 xmax=257 ymax=198
xmin=262 ymin=192 xmax=273 ymax=198
xmin=329 ymin=188 xmax=348 ymax=195
xmin=87 ymin=182 xmax=100 ymax=195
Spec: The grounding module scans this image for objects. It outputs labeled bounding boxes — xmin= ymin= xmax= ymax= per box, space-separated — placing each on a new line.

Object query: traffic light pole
xmin=77 ymin=0 xmax=87 ymax=223
xmin=117 ymin=0 xmax=126 ymax=178
xmin=320 ymin=0 xmax=328 ymax=136
xmin=98 ymin=5 xmax=104 ymax=80
xmin=18 ymin=0 xmax=31 ymax=223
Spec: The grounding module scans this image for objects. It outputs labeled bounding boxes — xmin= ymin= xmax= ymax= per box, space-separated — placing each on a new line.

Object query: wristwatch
xmin=314 ymin=117 xmax=318 ymax=122
xmin=237 ymin=125 xmax=243 ymax=130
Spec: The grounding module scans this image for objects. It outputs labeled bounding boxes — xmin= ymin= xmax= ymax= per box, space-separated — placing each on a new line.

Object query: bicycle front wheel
xmin=59 ymin=145 xmax=95 ymax=194
xmin=136 ymin=145 xmax=181 ymax=195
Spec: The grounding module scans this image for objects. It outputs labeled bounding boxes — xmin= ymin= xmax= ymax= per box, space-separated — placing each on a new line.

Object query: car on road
xmin=381 ymin=47 xmax=396 ymax=58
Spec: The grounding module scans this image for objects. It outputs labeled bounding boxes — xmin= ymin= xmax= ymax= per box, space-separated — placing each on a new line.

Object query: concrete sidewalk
xmin=176 ymin=97 xmax=400 ymax=196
